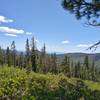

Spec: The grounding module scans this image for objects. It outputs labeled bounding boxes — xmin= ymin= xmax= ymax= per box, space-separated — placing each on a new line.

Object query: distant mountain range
xmin=17 ymin=50 xmax=100 ymax=66
xmin=57 ymin=53 xmax=100 ymax=66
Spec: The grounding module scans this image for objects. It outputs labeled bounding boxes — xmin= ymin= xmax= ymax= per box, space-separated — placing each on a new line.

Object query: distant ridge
xmin=57 ymin=53 xmax=100 ymax=66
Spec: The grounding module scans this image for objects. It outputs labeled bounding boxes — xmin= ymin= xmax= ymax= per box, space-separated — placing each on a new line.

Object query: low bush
xmin=0 ymin=67 xmax=100 ymax=100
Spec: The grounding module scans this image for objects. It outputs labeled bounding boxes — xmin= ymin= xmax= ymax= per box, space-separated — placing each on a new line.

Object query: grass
xmin=85 ymin=80 xmax=100 ymax=91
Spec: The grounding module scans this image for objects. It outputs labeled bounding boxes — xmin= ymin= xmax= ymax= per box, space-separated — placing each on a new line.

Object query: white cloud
xmin=0 ymin=16 xmax=13 ymax=23
xmin=0 ymin=26 xmax=24 ymax=34
xmin=0 ymin=26 xmax=32 ymax=36
xmin=26 ymin=32 xmax=32 ymax=35
xmin=5 ymin=33 xmax=17 ymax=37
xmin=77 ymin=44 xmax=93 ymax=48
xmin=61 ymin=40 xmax=69 ymax=44
xmin=0 ymin=15 xmax=32 ymax=36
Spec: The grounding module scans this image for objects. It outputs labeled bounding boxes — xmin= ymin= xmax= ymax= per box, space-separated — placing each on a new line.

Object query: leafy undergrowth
xmin=0 ymin=66 xmax=100 ymax=100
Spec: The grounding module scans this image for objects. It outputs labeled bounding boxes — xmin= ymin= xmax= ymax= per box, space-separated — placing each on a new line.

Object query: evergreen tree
xmin=31 ymin=37 xmax=37 ymax=72
xmin=84 ymin=56 xmax=89 ymax=70
xmin=0 ymin=47 xmax=3 ymax=65
xmin=61 ymin=55 xmax=71 ymax=77
xmin=19 ymin=52 xmax=24 ymax=68
xmin=84 ymin=56 xmax=90 ymax=79
xmin=40 ymin=44 xmax=47 ymax=73
xmin=6 ymin=47 xmax=11 ymax=67
xmin=91 ymin=61 xmax=96 ymax=81
xmin=70 ymin=61 xmax=74 ymax=77
xmin=51 ymin=53 xmax=58 ymax=74
xmin=2 ymin=50 xmax=6 ymax=65
xmin=39 ymin=54 xmax=43 ymax=72
xmin=74 ymin=61 xmax=84 ymax=79
xmin=62 ymin=0 xmax=100 ymax=26
xmin=77 ymin=61 xmax=81 ymax=78
xmin=11 ymin=41 xmax=16 ymax=67
xmin=41 ymin=44 xmax=46 ymax=58
xmin=25 ymin=38 xmax=31 ymax=71
xmin=74 ymin=63 xmax=78 ymax=78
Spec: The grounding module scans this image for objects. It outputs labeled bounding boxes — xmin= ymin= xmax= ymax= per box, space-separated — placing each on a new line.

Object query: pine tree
xmin=70 ymin=61 xmax=74 ymax=77
xmin=6 ymin=47 xmax=11 ymax=67
xmin=11 ymin=41 xmax=16 ymax=67
xmin=61 ymin=55 xmax=71 ymax=77
xmin=19 ymin=52 xmax=24 ymax=68
xmin=26 ymin=38 xmax=31 ymax=71
xmin=74 ymin=63 xmax=78 ymax=78
xmin=51 ymin=53 xmax=58 ymax=74
xmin=84 ymin=56 xmax=90 ymax=80
xmin=0 ymin=47 xmax=3 ymax=66
xmin=2 ymin=50 xmax=6 ymax=65
xmin=77 ymin=61 xmax=81 ymax=78
xmin=84 ymin=56 xmax=89 ymax=70
xmin=91 ymin=61 xmax=96 ymax=81
xmin=40 ymin=44 xmax=47 ymax=73
xmin=62 ymin=0 xmax=100 ymax=26
xmin=41 ymin=44 xmax=46 ymax=58
xmin=31 ymin=37 xmax=37 ymax=72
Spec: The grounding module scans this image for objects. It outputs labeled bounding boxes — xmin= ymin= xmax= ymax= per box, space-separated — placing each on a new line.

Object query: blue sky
xmin=0 ymin=0 xmax=100 ymax=53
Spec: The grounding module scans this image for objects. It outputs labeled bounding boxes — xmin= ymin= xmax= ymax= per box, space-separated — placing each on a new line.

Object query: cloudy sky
xmin=0 ymin=0 xmax=100 ymax=53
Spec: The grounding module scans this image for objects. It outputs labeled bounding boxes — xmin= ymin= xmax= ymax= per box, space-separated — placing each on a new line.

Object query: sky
xmin=0 ymin=0 xmax=100 ymax=53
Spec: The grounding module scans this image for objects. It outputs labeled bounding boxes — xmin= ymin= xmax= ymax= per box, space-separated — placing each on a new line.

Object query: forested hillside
xmin=0 ymin=37 xmax=100 ymax=82
xmin=57 ymin=53 xmax=100 ymax=66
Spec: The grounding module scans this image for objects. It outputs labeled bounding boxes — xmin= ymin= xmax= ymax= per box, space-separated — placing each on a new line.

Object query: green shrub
xmin=0 ymin=66 xmax=100 ymax=100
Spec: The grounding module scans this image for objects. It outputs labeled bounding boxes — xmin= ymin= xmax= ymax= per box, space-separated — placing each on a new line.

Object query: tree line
xmin=0 ymin=36 xmax=100 ymax=81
